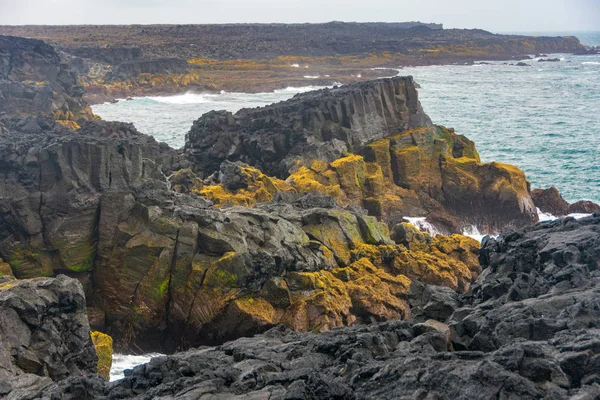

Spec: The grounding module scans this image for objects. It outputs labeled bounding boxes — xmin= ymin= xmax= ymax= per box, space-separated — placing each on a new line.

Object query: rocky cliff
xmin=0 ymin=35 xmax=94 ymax=128
xmin=186 ymin=77 xmax=537 ymax=232
xmin=0 ymin=113 xmax=483 ymax=352
xmin=0 ymin=275 xmax=98 ymax=398
xmin=185 ymin=77 xmax=431 ymax=177
xmin=32 ymin=214 xmax=600 ymax=399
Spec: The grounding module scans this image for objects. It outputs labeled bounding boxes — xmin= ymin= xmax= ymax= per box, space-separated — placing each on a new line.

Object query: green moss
xmin=158 ymin=278 xmax=170 ymax=297
xmin=68 ymin=251 xmax=95 ymax=273
xmin=207 ymin=268 xmax=238 ymax=288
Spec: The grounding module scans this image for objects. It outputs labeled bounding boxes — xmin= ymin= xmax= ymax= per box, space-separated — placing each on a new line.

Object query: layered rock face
xmin=185 ymin=77 xmax=432 ymax=178
xmin=0 ymin=35 xmax=94 ymax=128
xmin=37 ymin=213 xmax=600 ymax=400
xmin=187 ymin=80 xmax=538 ymax=232
xmin=0 ymin=275 xmax=97 ymax=398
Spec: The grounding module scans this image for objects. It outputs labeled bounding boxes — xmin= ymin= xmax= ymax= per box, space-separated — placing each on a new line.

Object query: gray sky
xmin=0 ymin=0 xmax=598 ymax=32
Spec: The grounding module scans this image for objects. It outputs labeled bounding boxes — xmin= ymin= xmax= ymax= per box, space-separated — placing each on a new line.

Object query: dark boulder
xmin=568 ymin=200 xmax=600 ymax=214
xmin=452 ymin=214 xmax=600 ymax=352
xmin=531 ymin=186 xmax=569 ymax=216
xmin=0 ymin=275 xmax=97 ymax=398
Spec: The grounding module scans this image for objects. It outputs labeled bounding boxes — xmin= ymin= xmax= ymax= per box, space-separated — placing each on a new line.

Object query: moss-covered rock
xmin=91 ymin=331 xmax=113 ymax=380
xmin=0 ymin=257 xmax=15 ymax=278
xmin=199 ymin=162 xmax=294 ymax=207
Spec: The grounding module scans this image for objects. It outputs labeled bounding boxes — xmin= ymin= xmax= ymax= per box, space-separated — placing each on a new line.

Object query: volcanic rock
xmin=531 ymin=186 xmax=570 ymax=216
xmin=185 ymin=76 xmax=432 ymax=178
xmin=0 ymin=275 xmax=97 ymax=398
xmin=568 ymin=200 xmax=600 ymax=214
xmin=0 ymin=35 xmax=93 ymax=127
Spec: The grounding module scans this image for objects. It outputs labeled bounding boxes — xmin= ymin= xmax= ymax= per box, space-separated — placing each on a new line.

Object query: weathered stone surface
xmin=0 ymin=275 xmax=97 ymax=398
xmin=27 ymin=214 xmax=600 ymax=400
xmin=0 ymin=35 xmax=93 ymax=127
xmin=452 ymin=214 xmax=600 ymax=352
xmin=531 ymin=186 xmax=570 ymax=216
xmin=408 ymin=280 xmax=460 ymax=323
xmin=568 ymin=200 xmax=600 ymax=214
xmin=185 ymin=76 xmax=432 ymax=178
xmin=38 ymin=323 xmax=600 ymax=400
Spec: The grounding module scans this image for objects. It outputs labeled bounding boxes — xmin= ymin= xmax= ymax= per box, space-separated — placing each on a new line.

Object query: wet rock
xmin=531 ymin=186 xmax=570 ymax=216
xmin=568 ymin=201 xmax=600 ymax=214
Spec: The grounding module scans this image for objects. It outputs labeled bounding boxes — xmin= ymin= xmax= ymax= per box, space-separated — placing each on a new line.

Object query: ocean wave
xmin=303 ymin=75 xmax=320 ymax=79
xmin=537 ymin=208 xmax=592 ymax=222
xmin=110 ymin=353 xmax=165 ymax=381
xmin=582 ymin=61 xmax=600 ymax=65
xmin=146 ymin=93 xmax=213 ymax=105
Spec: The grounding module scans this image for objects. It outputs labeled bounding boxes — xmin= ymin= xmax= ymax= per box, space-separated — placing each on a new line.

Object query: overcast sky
xmin=0 ymin=0 xmax=598 ymax=32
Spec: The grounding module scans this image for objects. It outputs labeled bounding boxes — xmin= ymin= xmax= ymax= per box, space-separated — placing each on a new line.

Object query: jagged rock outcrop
xmin=531 ymin=186 xmax=600 ymax=216
xmin=185 ymin=76 xmax=432 ymax=178
xmin=41 ymin=322 xmax=600 ymax=399
xmin=0 ymin=275 xmax=98 ymax=398
xmin=0 ymin=117 xmax=181 ymax=282
xmin=0 ymin=35 xmax=94 ymax=128
xmin=452 ymin=214 xmax=600 ymax=352
xmin=531 ymin=186 xmax=570 ymax=216
xmin=0 ymin=114 xmax=482 ymax=352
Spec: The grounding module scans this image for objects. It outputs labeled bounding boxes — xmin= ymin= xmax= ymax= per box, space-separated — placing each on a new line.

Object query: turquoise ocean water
xmin=93 ymin=32 xmax=600 ymax=204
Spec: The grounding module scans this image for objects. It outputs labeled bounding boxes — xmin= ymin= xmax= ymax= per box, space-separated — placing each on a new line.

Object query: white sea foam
xmin=536 ymin=208 xmax=592 ymax=222
xmin=147 ymin=93 xmax=213 ymax=104
xmin=303 ymin=75 xmax=320 ymax=79
xmin=462 ymin=225 xmax=486 ymax=242
xmin=403 ymin=217 xmax=441 ymax=236
xmin=290 ymin=64 xmax=300 ymax=68
xmin=110 ymin=353 xmax=165 ymax=381
xmin=582 ymin=61 xmax=600 ymax=65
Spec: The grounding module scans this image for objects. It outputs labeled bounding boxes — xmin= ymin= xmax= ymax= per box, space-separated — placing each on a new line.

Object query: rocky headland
xmin=0 ymin=33 xmax=599 ymax=399
xmin=0 ymin=23 xmax=590 ymax=102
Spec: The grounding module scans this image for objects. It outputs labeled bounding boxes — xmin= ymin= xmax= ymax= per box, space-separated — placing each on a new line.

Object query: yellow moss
xmin=199 ymin=165 xmax=294 ymax=207
xmin=0 ymin=258 xmax=14 ymax=278
xmin=91 ymin=331 xmax=113 ymax=380
xmin=234 ymin=297 xmax=277 ymax=324
xmin=286 ymin=166 xmax=342 ymax=199
xmin=56 ymin=120 xmax=81 ymax=130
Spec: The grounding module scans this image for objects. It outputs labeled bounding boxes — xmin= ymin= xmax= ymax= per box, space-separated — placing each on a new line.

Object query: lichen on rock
xmin=91 ymin=331 xmax=113 ymax=380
